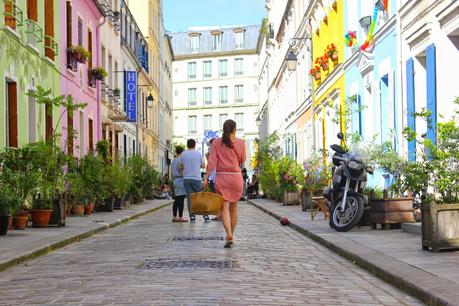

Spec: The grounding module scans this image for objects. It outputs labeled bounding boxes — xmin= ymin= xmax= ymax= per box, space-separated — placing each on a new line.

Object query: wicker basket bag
xmin=190 ymin=192 xmax=224 ymax=215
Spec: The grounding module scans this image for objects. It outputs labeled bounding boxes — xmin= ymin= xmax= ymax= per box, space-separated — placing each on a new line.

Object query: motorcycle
xmin=323 ymin=133 xmax=373 ymax=232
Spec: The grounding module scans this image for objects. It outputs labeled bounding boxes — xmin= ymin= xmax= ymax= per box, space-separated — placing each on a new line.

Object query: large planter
xmin=84 ymin=202 xmax=94 ymax=215
xmin=422 ymin=202 xmax=459 ymax=252
xmin=14 ymin=214 xmax=28 ymax=230
xmin=0 ymin=214 xmax=9 ymax=235
xmin=30 ymin=209 xmax=53 ymax=227
xmin=104 ymin=198 xmax=114 ymax=212
xmin=113 ymin=198 xmax=122 ymax=210
xmin=71 ymin=204 xmax=85 ymax=216
xmin=370 ymin=197 xmax=414 ymax=229
xmin=49 ymin=199 xmax=65 ymax=227
xmin=283 ymin=191 xmax=299 ymax=206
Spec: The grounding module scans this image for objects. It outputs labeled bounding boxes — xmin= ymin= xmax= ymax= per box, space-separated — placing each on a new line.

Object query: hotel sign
xmin=125 ymin=71 xmax=137 ymax=122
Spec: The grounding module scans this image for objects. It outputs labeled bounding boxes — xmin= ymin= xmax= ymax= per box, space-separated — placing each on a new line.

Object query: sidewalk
xmin=0 ymin=200 xmax=171 ymax=272
xmin=249 ymin=198 xmax=459 ymax=306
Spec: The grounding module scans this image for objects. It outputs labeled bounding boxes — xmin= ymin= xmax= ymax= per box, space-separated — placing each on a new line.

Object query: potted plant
xmin=302 ymin=152 xmax=332 ymax=211
xmin=68 ymin=45 xmax=91 ymax=63
xmin=316 ymin=53 xmax=329 ymax=71
xmin=396 ymin=100 xmax=459 ymax=252
xmin=127 ymin=155 xmax=148 ymax=203
xmin=327 ymin=43 xmax=338 ymax=63
xmin=91 ymin=67 xmax=108 ymax=81
xmin=113 ymin=10 xmax=120 ymax=18
xmin=103 ymin=161 xmax=130 ymax=210
xmin=27 ymin=87 xmax=87 ymax=226
xmin=258 ymin=133 xmax=283 ymax=201
xmin=278 ymin=157 xmax=303 ymax=205
xmin=310 ymin=66 xmax=321 ymax=81
xmin=143 ymin=162 xmax=160 ymax=200
xmin=113 ymin=88 xmax=121 ymax=97
xmin=368 ymin=141 xmax=415 ymax=229
xmin=77 ymin=152 xmax=105 ymax=213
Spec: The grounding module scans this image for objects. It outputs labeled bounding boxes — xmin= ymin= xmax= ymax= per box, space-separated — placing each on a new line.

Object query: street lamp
xmin=286 ymin=51 xmax=298 ymax=71
xmin=146 ymin=93 xmax=154 ymax=108
xmin=256 ymin=116 xmax=262 ymax=127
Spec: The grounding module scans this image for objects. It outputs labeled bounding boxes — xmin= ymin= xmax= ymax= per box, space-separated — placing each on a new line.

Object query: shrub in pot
xmin=104 ymin=161 xmax=130 ymax=210
xmin=258 ymin=132 xmax=282 ymax=200
xmin=127 ymin=155 xmax=148 ymax=203
xmin=91 ymin=67 xmax=108 ymax=81
xmin=395 ymin=100 xmax=459 ymax=252
xmin=77 ymin=152 xmax=105 ymax=212
xmin=277 ymin=157 xmax=303 ymax=205
xmin=142 ymin=162 xmax=160 ymax=200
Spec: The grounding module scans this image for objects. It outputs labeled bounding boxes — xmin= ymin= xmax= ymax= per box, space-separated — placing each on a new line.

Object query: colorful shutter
xmin=406 ymin=58 xmax=415 ymax=161
xmin=426 ymin=44 xmax=437 ymax=145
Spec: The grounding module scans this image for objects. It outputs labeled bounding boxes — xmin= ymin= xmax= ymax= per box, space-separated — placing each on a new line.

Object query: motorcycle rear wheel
xmin=330 ymin=195 xmax=364 ymax=232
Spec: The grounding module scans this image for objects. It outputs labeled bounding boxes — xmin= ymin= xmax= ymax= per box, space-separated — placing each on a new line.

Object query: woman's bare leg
xmin=229 ymin=201 xmax=238 ymax=235
xmin=220 ymin=201 xmax=232 ymax=240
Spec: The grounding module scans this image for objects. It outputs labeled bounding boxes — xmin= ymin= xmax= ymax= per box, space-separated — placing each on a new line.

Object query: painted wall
xmin=0 ymin=0 xmax=61 ymax=148
xmin=60 ymin=0 xmax=102 ymax=157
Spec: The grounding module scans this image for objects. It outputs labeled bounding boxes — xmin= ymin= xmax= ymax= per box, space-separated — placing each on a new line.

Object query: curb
xmin=249 ymin=200 xmax=453 ymax=306
xmin=0 ymin=202 xmax=171 ymax=273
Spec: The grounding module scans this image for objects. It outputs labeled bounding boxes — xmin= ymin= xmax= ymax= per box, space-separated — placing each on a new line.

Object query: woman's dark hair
xmin=175 ymin=145 xmax=184 ymax=155
xmin=222 ymin=119 xmax=236 ymax=148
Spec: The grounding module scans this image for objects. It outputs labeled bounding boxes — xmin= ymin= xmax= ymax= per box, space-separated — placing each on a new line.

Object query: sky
xmin=164 ymin=0 xmax=266 ymax=32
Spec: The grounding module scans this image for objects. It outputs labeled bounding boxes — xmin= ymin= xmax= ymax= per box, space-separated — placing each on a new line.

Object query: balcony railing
xmin=3 ymin=0 xmax=23 ymax=29
xmin=25 ymin=19 xmax=43 ymax=48
xmin=44 ymin=35 xmax=58 ymax=59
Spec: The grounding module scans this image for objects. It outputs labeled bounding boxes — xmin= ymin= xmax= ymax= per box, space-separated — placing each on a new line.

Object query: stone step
xmin=402 ymin=222 xmax=421 ymax=235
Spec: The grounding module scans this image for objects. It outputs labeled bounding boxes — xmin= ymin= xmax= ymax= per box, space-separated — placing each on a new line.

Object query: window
xmin=45 ymin=104 xmax=53 ymax=141
xmin=44 ymin=0 xmax=55 ymax=60
xmin=87 ymin=29 xmax=92 ymax=69
xmin=219 ymin=86 xmax=228 ymax=104
xmin=235 ymin=58 xmax=244 ymax=76
xmin=235 ymin=113 xmax=244 ymax=130
xmin=188 ymin=116 xmax=197 ymax=134
xmin=27 ymin=0 xmax=39 ymax=46
xmin=219 ymin=59 xmax=228 ymax=77
xmin=188 ymin=88 xmax=197 ymax=106
xmin=88 ymin=117 xmax=93 ymax=151
xmin=203 ymin=87 xmax=212 ymax=105
xmin=6 ymin=82 xmax=18 ymax=148
xmin=203 ymin=61 xmax=212 ymax=78
xmin=66 ymin=1 xmax=72 ymax=48
xmin=219 ymin=114 xmax=228 ymax=130
xmin=203 ymin=115 xmax=212 ymax=131
xmin=190 ymin=35 xmax=200 ymax=52
xmin=67 ymin=109 xmax=73 ymax=155
xmin=212 ymin=33 xmax=222 ymax=51
xmin=234 ymin=85 xmax=244 ymax=103
xmin=28 ymin=95 xmax=37 ymax=143
xmin=235 ymin=31 xmax=244 ymax=49
xmin=4 ymin=0 xmax=17 ymax=29
xmin=78 ymin=17 xmax=83 ymax=46
xmin=188 ymin=62 xmax=196 ymax=79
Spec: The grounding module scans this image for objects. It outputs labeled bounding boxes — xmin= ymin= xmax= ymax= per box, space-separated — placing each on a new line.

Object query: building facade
xmin=171 ymin=25 xmax=263 ymax=173
xmin=1 ymin=0 xmax=61 ymax=148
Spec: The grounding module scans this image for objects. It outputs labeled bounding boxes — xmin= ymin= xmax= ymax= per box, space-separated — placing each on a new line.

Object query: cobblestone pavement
xmin=0 ymin=203 xmax=423 ymax=305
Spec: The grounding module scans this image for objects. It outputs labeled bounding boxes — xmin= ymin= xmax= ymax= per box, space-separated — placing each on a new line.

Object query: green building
xmin=0 ymin=0 xmax=60 ymax=148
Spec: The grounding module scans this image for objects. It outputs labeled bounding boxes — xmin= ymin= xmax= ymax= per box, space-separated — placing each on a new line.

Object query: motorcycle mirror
xmin=337 ymin=132 xmax=344 ymax=140
xmin=367 ymin=166 xmax=374 ymax=174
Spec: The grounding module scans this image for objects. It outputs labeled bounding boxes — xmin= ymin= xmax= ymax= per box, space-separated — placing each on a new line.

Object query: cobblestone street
xmin=0 ymin=204 xmax=423 ymax=305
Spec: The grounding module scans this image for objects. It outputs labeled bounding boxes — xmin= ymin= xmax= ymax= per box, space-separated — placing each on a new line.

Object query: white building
xmin=170 ymin=25 xmax=263 ymax=173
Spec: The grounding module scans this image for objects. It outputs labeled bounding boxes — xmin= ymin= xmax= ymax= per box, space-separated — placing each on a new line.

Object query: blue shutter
xmin=406 ymin=58 xmax=415 ymax=161
xmin=426 ymin=44 xmax=437 ymax=145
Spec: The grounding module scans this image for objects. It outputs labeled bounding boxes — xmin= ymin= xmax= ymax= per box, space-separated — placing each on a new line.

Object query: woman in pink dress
xmin=204 ymin=120 xmax=246 ymax=248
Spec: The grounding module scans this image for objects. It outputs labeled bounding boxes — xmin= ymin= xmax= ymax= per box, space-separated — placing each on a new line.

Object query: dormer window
xmin=211 ymin=30 xmax=222 ymax=51
xmin=189 ymin=33 xmax=200 ymax=53
xmin=234 ymin=28 xmax=245 ymax=49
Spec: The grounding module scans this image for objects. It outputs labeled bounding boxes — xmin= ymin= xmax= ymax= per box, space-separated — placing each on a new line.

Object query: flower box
xmin=422 ymin=202 xmax=459 ymax=252
xmin=283 ymin=191 xmax=299 ymax=206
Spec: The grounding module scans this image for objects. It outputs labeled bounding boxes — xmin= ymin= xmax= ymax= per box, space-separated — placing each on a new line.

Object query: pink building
xmin=60 ymin=0 xmax=106 ymax=157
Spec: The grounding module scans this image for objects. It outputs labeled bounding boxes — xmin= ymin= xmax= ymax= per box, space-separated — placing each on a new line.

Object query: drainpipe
xmin=96 ymin=15 xmax=107 ymax=141
xmin=397 ymin=5 xmax=405 ymax=158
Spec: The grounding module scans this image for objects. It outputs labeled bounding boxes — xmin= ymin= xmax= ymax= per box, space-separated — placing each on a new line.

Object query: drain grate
xmin=138 ymin=259 xmax=237 ymax=270
xmin=168 ymin=236 xmax=225 ymax=241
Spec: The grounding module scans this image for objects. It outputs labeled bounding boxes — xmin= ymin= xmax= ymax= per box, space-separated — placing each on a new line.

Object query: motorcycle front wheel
xmin=330 ymin=195 xmax=364 ymax=232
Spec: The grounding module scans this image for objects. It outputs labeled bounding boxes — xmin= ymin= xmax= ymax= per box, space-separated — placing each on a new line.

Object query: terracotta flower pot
xmin=84 ymin=202 xmax=94 ymax=215
xmin=321 ymin=62 xmax=329 ymax=71
xmin=72 ymin=204 xmax=85 ymax=216
xmin=314 ymin=73 xmax=321 ymax=81
xmin=30 ymin=209 xmax=53 ymax=228
xmin=8 ymin=216 xmax=13 ymax=230
xmin=14 ymin=215 xmax=28 ymax=230
xmin=331 ymin=51 xmax=338 ymax=61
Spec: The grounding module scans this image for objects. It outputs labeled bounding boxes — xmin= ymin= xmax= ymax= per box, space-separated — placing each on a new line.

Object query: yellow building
xmin=311 ymin=0 xmax=345 ymax=154
xmin=125 ymin=0 xmax=160 ymax=166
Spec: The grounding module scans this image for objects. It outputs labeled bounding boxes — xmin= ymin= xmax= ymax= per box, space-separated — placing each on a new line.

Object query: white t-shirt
xmin=179 ymin=149 xmax=204 ymax=181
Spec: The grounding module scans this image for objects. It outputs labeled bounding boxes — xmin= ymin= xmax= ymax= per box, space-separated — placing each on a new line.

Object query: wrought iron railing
xmin=44 ymin=35 xmax=59 ymax=58
xmin=25 ymin=19 xmax=43 ymax=47
xmin=3 ymin=0 xmax=23 ymax=28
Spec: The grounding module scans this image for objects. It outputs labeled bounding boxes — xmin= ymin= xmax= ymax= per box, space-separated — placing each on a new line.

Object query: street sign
xmin=204 ymin=130 xmax=219 ymax=140
xmin=125 ymin=71 xmax=137 ymax=122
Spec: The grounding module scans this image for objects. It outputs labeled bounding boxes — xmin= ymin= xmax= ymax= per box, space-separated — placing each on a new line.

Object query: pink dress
xmin=207 ymin=138 xmax=246 ymax=202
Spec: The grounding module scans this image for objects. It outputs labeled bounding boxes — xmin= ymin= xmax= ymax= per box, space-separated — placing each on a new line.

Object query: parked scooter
xmin=323 ymin=133 xmax=373 ymax=232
